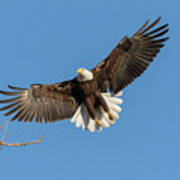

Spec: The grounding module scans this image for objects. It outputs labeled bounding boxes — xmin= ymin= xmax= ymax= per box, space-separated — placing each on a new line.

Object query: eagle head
xmin=76 ymin=68 xmax=94 ymax=82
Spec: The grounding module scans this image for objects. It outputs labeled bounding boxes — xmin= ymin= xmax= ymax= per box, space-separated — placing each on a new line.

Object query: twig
xmin=0 ymin=135 xmax=44 ymax=147
xmin=0 ymin=119 xmax=9 ymax=131
xmin=1 ymin=120 xmax=9 ymax=141
xmin=0 ymin=119 xmax=45 ymax=147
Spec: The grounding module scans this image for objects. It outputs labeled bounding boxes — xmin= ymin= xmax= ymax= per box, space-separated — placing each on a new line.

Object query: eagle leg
xmin=95 ymin=92 xmax=115 ymax=122
xmin=84 ymin=96 xmax=103 ymax=131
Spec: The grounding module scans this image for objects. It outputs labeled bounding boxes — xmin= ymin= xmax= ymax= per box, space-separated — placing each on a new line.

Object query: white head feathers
xmin=76 ymin=68 xmax=94 ymax=82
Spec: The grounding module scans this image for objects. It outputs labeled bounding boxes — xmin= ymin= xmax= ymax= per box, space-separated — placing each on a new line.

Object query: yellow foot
xmin=95 ymin=118 xmax=102 ymax=131
xmin=107 ymin=111 xmax=114 ymax=120
xmin=109 ymin=119 xmax=116 ymax=124
xmin=107 ymin=111 xmax=115 ymax=124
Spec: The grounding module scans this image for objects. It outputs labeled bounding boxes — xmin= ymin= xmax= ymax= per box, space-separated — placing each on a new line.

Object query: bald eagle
xmin=0 ymin=17 xmax=169 ymax=132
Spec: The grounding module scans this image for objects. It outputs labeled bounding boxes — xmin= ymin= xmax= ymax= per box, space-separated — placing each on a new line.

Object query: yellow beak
xmin=77 ymin=68 xmax=83 ymax=75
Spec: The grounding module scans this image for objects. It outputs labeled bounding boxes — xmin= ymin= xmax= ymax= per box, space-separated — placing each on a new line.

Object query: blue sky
xmin=0 ymin=0 xmax=179 ymax=180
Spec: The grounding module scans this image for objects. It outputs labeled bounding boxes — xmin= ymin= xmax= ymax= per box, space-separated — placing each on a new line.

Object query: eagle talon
xmin=108 ymin=111 xmax=114 ymax=120
xmin=110 ymin=119 xmax=116 ymax=124
xmin=95 ymin=118 xmax=102 ymax=131
xmin=107 ymin=111 xmax=116 ymax=124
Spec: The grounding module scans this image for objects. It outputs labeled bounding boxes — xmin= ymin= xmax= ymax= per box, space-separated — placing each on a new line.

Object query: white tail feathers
xmin=70 ymin=91 xmax=123 ymax=132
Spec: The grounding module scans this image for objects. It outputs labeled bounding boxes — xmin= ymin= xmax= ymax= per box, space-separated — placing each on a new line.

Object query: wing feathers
xmin=0 ymin=102 xmax=18 ymax=111
xmin=8 ymin=85 xmax=27 ymax=91
xmin=133 ymin=19 xmax=150 ymax=36
xmin=143 ymin=24 xmax=168 ymax=37
xmin=139 ymin=16 xmax=161 ymax=35
xmin=4 ymin=104 xmax=24 ymax=116
xmin=95 ymin=17 xmax=169 ymax=93
xmin=0 ymin=97 xmax=21 ymax=103
xmin=0 ymin=83 xmax=79 ymax=123
xmin=0 ymin=90 xmax=22 ymax=96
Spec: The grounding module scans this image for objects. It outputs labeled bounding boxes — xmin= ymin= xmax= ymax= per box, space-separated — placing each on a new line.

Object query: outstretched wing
xmin=0 ymin=81 xmax=79 ymax=123
xmin=94 ymin=17 xmax=169 ymax=93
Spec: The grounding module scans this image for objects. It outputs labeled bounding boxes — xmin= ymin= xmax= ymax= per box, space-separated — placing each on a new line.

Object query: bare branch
xmin=1 ymin=120 xmax=9 ymax=141
xmin=0 ymin=135 xmax=44 ymax=147
xmin=0 ymin=119 xmax=9 ymax=131
xmin=0 ymin=119 xmax=45 ymax=147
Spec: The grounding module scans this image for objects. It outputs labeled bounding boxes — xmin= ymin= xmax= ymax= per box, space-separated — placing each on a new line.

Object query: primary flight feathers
xmin=0 ymin=17 xmax=169 ymax=132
